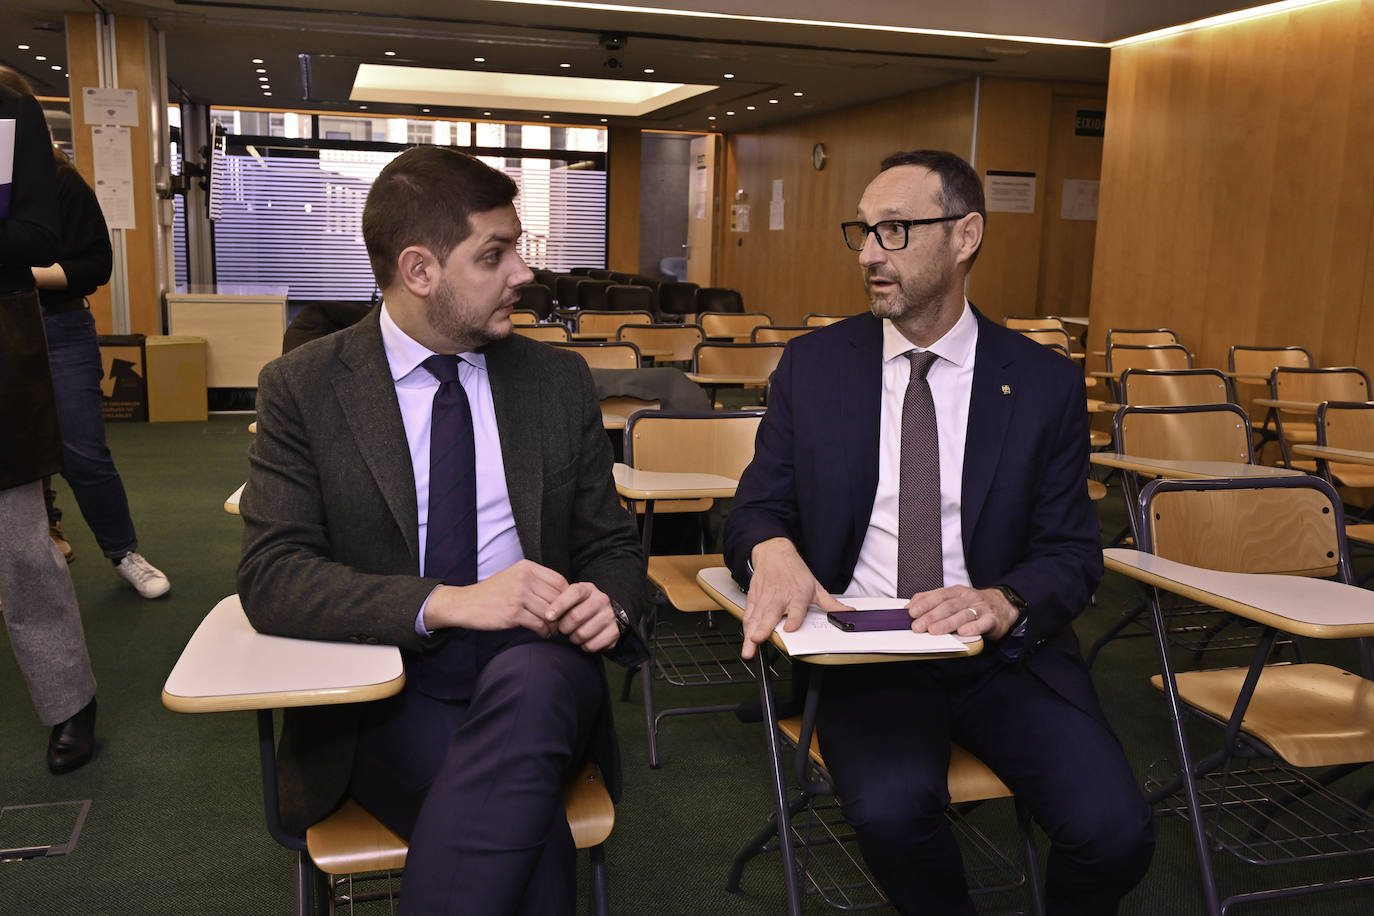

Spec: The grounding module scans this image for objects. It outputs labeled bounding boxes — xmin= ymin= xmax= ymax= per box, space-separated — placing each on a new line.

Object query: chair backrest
xmin=587 ymin=268 xmax=615 ymax=280
xmin=1005 ymin=316 xmax=1065 ymax=331
xmin=695 ymin=287 xmax=744 ymax=314
xmin=1018 ymin=327 xmax=1072 ymax=351
xmin=1043 ymin=342 xmax=1072 ymax=359
xmin=1114 ymin=404 xmax=1254 ymax=463
xmin=609 ymin=271 xmax=636 ymax=285
xmin=752 ymin=325 xmax=812 ymax=344
xmin=1228 ymin=345 xmax=1312 ymax=377
xmin=552 ymin=341 xmax=642 ymax=370
xmin=1139 ymin=476 xmax=1347 ymax=579
xmin=514 ymin=283 xmax=553 ymax=320
xmin=1272 ymin=366 xmax=1371 ymax=405
xmin=1317 ymin=401 xmax=1374 ymax=450
xmin=513 ymin=324 xmax=570 ymax=342
xmin=802 ymin=313 xmax=848 ymax=327
xmin=624 ymin=409 xmax=763 ymax=479
xmin=616 ymin=323 xmax=703 ymax=362
xmin=605 ymin=284 xmax=655 ymax=313
xmin=1107 ymin=328 xmax=1179 ymax=348
xmin=699 ymin=311 xmax=771 ymax=341
xmin=692 ymin=342 xmax=785 ymax=380
xmin=1106 ymin=343 xmax=1192 ymax=374
xmin=630 ymin=274 xmax=662 ymax=293
xmin=509 ymin=309 xmax=540 ymax=326
xmin=568 ymin=267 xmax=597 ymax=276
xmin=657 ymin=282 xmax=700 ymax=318
xmin=575 ymin=309 xmax=654 ymax=339
xmin=576 ymin=279 xmax=616 ymax=312
xmin=531 ymin=269 xmax=559 ymax=297
xmin=1118 ymin=368 xmax=1231 ymax=407
xmin=554 ymin=275 xmax=584 ymax=308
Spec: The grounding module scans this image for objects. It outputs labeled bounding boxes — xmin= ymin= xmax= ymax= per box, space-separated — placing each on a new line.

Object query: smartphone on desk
xmin=826 ymin=608 xmax=913 ymax=632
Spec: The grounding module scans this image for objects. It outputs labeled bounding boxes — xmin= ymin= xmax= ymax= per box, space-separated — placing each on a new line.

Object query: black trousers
xmin=350 ymin=630 xmax=604 ymax=915
xmin=816 ymin=653 xmax=1155 ymax=916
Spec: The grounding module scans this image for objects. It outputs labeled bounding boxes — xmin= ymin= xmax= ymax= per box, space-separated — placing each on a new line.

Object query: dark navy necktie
xmin=410 ymin=354 xmax=480 ymax=700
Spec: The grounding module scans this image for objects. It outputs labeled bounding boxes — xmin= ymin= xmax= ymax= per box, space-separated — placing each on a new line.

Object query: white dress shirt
xmin=845 ymin=302 xmax=977 ymax=599
xmin=379 ymin=304 xmax=524 ymax=634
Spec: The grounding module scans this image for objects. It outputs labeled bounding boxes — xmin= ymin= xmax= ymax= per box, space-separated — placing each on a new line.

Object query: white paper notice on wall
xmin=985 ymin=170 xmax=1037 ymax=214
xmin=83 ymin=87 xmax=140 ymax=126
xmin=1061 ymin=179 xmax=1100 ymax=221
xmin=91 ymin=126 xmax=136 ymax=229
xmin=771 ymin=178 xmax=783 ymax=200
xmin=769 ymin=198 xmax=785 ymax=231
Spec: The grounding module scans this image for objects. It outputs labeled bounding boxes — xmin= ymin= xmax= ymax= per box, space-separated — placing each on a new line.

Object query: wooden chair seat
xmin=305 ymin=764 xmax=613 ymax=877
xmin=1087 ymin=479 xmax=1107 ymax=501
xmin=647 ymin=553 xmax=724 ymax=612
xmin=1089 ymin=430 xmax=1111 ymax=448
xmin=1346 ymin=524 xmax=1374 ymax=546
xmin=777 ymin=718 xmax=1011 ymax=804
xmin=1329 ymin=463 xmax=1374 ymax=488
xmin=1149 ymin=664 xmax=1374 ymax=768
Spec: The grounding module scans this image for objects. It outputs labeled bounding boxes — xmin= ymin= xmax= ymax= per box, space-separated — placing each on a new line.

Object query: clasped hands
xmin=740 ymin=537 xmax=1017 ymax=660
xmin=424 ymin=559 xmax=621 ymax=653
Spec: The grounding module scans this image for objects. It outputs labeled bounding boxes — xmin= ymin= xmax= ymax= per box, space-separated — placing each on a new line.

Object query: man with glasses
xmin=725 ymin=150 xmax=1153 ymax=914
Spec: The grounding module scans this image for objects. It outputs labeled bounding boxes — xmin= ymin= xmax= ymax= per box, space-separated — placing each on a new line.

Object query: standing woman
xmin=0 ymin=66 xmax=99 ymax=773
xmin=3 ymin=67 xmax=171 ymax=598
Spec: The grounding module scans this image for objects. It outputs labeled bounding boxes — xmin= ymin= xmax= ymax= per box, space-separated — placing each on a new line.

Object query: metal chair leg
xmin=588 ymin=843 xmax=609 ymax=916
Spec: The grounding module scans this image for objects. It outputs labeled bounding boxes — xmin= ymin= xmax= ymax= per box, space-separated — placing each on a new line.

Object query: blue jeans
xmin=44 ymin=307 xmax=138 ymax=558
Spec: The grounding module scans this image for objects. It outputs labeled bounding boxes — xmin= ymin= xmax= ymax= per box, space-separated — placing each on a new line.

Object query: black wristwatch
xmin=610 ymin=599 xmax=632 ymax=636
xmin=991 ymin=584 xmax=1029 ymax=637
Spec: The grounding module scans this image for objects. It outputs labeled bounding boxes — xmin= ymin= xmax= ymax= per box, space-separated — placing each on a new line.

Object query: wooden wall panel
xmin=1090 ymin=0 xmax=1374 ymax=372
xmin=65 ymin=15 xmax=109 ymax=332
xmin=115 ymin=15 xmax=161 ymax=337
xmin=606 ymin=127 xmax=641 ymax=273
xmin=718 ymin=81 xmax=976 ymax=325
xmin=1036 ymin=92 xmax=1108 ymax=318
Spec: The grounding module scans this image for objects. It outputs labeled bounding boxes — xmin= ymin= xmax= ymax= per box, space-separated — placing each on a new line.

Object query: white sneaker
xmin=114 ymin=552 xmax=171 ymax=598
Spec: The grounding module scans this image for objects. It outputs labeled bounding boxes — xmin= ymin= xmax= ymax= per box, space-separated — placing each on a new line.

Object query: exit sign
xmin=1075 ymin=109 xmax=1106 ymax=137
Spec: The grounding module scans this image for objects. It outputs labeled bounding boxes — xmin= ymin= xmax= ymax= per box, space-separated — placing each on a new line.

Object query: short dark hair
xmin=0 ymin=65 xmax=37 ymax=98
xmin=362 ymin=146 xmax=519 ymax=288
xmin=879 ymin=149 xmax=985 ymax=265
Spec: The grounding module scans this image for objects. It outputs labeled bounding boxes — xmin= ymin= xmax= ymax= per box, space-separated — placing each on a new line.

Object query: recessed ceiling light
xmin=422 ymin=107 xmax=431 ymax=113
xmin=474 ymin=57 xmax=486 ymax=63
xmin=708 ymin=115 xmax=716 ymax=121
xmin=35 ymin=55 xmax=46 ymax=61
xmin=263 ymin=91 xmax=272 ymax=97
xmin=723 ymin=73 xmax=734 ymax=79
xmin=768 ymin=99 xmax=778 ymax=104
xmin=252 ymin=58 xmax=263 ymax=64
xmin=599 ymin=118 xmax=607 ymax=122
xmin=643 ymin=68 xmax=654 ymax=74
xmin=261 ymin=85 xmax=271 ymax=91
xmin=793 ymin=91 xmax=804 ymax=97
xmin=543 ymin=114 xmax=550 ymax=118
xmin=258 ymin=76 xmax=268 ymax=81
xmin=360 ymin=105 xmax=368 ymax=109
xmin=560 ymin=62 xmax=571 ymax=68
xmin=726 ymin=110 xmax=735 ymax=115
xmin=385 ymin=51 xmax=397 ymax=57
xmin=18 ymin=44 xmax=30 ymax=50
xmin=51 ymin=65 xmax=62 ymax=71
xmin=256 ymin=68 xmax=266 ymax=74
xmin=483 ymin=111 xmax=492 ymax=116
xmin=746 ymin=105 xmax=755 ymax=110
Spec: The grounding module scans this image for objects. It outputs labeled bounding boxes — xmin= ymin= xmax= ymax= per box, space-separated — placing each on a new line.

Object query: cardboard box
xmin=145 ymin=335 xmax=208 ymax=422
xmin=97 ymin=334 xmax=147 ymax=422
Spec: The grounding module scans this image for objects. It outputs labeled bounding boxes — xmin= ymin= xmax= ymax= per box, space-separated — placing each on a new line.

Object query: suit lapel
xmin=333 ymin=310 xmax=422 ymax=567
xmin=962 ymin=309 xmax=1017 ymax=547
xmin=486 ymin=338 xmax=544 ymax=563
xmin=845 ymin=316 xmax=884 ymax=557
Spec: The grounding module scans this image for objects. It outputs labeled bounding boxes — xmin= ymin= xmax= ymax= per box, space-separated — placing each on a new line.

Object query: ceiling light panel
xmin=351 ymin=63 xmax=715 ymax=116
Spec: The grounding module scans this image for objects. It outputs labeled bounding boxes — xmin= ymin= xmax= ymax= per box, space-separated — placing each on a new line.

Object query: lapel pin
xmin=1001 ymin=384 xmax=1012 ymax=395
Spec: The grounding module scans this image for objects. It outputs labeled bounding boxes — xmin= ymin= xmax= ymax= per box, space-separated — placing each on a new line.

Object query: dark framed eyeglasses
xmin=840 ymin=215 xmax=969 ymax=252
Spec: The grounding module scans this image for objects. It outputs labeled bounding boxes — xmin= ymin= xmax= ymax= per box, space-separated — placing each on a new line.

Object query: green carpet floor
xmin=3 ymin=415 xmax=1373 ymax=914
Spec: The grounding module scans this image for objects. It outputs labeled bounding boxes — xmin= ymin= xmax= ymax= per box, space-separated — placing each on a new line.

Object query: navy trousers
xmin=350 ymin=629 xmax=604 ymax=915
xmin=816 ymin=653 xmax=1155 ymax=916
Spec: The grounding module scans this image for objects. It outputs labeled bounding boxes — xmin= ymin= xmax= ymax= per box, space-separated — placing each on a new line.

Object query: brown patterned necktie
xmin=896 ymin=350 xmax=943 ymax=599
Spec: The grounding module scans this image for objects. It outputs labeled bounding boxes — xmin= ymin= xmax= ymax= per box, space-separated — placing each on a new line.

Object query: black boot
xmin=47 ymin=697 xmax=97 ymax=774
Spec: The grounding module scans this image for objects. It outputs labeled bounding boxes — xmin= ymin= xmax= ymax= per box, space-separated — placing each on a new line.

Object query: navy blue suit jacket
xmin=724 ymin=308 xmax=1104 ymax=715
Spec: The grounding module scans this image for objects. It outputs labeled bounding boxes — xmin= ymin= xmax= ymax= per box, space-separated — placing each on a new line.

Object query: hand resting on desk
xmin=741 ymin=537 xmax=852 ymax=659
xmin=907 ymin=584 xmax=1019 ymax=640
xmin=423 ymin=558 xmax=622 ymax=653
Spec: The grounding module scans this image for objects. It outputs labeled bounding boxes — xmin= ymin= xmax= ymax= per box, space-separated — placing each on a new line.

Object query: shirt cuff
xmin=415 ymin=585 xmax=442 ymax=637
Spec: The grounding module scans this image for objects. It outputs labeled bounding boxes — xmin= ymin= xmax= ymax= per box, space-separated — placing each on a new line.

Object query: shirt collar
xmin=881 ymin=299 xmax=976 ymax=368
xmin=379 ymin=301 xmax=486 ymax=383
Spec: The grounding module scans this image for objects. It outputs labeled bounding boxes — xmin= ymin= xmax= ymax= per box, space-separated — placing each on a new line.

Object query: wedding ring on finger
xmin=966 ymin=607 xmax=979 ymax=620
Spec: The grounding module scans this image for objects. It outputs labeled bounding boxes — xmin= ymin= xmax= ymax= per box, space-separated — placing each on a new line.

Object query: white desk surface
xmin=1292 ymin=444 xmax=1374 ymax=467
xmin=224 ymin=483 xmax=244 ymax=515
xmin=685 ymin=373 xmax=770 ymax=386
xmin=162 ymin=595 xmax=404 ymax=714
xmin=1089 ymin=453 xmax=1302 ymax=479
xmin=1251 ymin=398 xmax=1323 ymax=413
xmin=1059 ymin=315 xmax=1089 ymax=327
xmin=602 ymin=412 xmax=626 ymax=431
xmin=1103 ymin=548 xmax=1374 ymax=639
xmin=612 ymin=464 xmax=737 ymax=500
xmin=696 ymin=566 xmax=981 ymax=665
